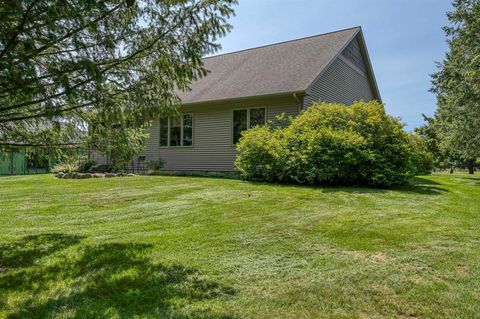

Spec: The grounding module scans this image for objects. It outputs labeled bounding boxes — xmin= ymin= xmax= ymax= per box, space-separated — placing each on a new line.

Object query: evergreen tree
xmin=431 ymin=0 xmax=480 ymax=174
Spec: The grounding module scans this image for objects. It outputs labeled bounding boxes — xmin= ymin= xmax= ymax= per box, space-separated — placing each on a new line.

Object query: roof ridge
xmin=203 ymin=26 xmax=361 ymax=60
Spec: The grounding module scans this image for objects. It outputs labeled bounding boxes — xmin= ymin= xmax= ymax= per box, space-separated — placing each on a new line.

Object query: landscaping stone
xmin=54 ymin=171 xmax=130 ymax=179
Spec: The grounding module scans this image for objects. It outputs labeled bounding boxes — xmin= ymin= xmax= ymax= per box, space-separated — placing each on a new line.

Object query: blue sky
xmin=214 ymin=0 xmax=453 ymax=130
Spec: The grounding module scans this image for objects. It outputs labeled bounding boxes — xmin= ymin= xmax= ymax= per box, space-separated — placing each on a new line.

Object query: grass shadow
xmin=453 ymin=175 xmax=480 ymax=186
xmin=247 ymin=176 xmax=448 ymax=196
xmin=0 ymin=233 xmax=83 ymax=269
xmin=143 ymin=173 xmax=448 ymax=196
xmin=0 ymin=235 xmax=237 ymax=318
xmin=391 ymin=177 xmax=449 ymax=195
xmin=409 ymin=176 xmax=441 ymax=185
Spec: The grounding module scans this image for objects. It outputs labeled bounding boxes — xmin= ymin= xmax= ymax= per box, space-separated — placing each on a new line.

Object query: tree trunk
xmin=467 ymin=159 xmax=475 ymax=175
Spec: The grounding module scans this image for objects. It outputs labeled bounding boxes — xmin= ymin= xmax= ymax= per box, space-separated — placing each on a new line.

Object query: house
xmin=91 ymin=26 xmax=381 ymax=172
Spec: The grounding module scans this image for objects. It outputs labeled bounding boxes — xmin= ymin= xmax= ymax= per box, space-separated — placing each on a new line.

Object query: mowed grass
xmin=0 ymin=174 xmax=479 ymax=318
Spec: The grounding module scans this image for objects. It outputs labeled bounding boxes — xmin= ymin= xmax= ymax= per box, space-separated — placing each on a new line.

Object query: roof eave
xmin=356 ymin=28 xmax=382 ymax=102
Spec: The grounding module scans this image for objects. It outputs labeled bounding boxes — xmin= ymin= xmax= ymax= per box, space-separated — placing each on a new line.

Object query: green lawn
xmin=0 ymin=174 xmax=479 ymax=318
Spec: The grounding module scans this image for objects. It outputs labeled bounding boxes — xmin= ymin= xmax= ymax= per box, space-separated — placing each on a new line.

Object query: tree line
xmin=418 ymin=0 xmax=480 ymax=174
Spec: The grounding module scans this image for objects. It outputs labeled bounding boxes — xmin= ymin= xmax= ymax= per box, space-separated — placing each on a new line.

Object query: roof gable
xmin=304 ymin=31 xmax=382 ymax=103
xmin=178 ymin=27 xmax=360 ymax=105
xmin=341 ymin=37 xmax=367 ymax=73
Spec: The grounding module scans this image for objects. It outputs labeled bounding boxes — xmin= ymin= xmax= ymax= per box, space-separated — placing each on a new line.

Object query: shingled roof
xmin=179 ymin=27 xmax=362 ymax=105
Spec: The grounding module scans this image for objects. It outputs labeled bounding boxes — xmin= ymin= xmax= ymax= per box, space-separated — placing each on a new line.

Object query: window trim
xmin=159 ymin=113 xmax=194 ymax=148
xmin=232 ymin=106 xmax=267 ymax=145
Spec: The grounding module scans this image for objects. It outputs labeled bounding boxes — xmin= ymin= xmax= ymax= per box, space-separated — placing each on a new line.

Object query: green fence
xmin=0 ymin=146 xmax=86 ymax=176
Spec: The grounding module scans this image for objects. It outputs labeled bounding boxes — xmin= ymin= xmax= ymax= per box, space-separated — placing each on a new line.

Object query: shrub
xmin=147 ymin=159 xmax=165 ymax=174
xmin=51 ymin=162 xmax=79 ymax=174
xmin=236 ymin=101 xmax=415 ymax=187
xmin=235 ymin=125 xmax=288 ymax=181
xmin=283 ymin=127 xmax=368 ymax=184
xmin=79 ymin=160 xmax=96 ymax=173
xmin=408 ymin=134 xmax=434 ymax=175
xmin=51 ymin=157 xmax=95 ymax=174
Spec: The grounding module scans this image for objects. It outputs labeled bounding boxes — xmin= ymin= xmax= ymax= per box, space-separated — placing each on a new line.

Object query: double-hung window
xmin=159 ymin=114 xmax=193 ymax=147
xmin=233 ymin=107 xmax=266 ymax=144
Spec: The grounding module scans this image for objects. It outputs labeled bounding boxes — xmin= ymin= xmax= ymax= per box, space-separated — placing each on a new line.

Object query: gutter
xmin=181 ymin=90 xmax=305 ymax=107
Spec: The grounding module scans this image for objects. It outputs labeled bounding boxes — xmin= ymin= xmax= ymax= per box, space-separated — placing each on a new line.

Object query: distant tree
xmin=87 ymin=122 xmax=148 ymax=171
xmin=431 ymin=0 xmax=480 ymax=174
xmin=415 ymin=115 xmax=457 ymax=170
xmin=0 ymin=0 xmax=236 ymax=160
xmin=408 ymin=132 xmax=434 ymax=175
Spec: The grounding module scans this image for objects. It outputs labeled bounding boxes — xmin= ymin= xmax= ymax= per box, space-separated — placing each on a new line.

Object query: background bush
xmin=408 ymin=134 xmax=434 ymax=175
xmin=148 ymin=159 xmax=165 ymax=174
xmin=51 ymin=158 xmax=96 ymax=174
xmin=51 ymin=161 xmax=80 ymax=174
xmin=236 ymin=101 xmax=427 ymax=187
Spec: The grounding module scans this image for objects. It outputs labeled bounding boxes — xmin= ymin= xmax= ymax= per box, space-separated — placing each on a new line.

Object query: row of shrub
xmin=51 ymin=157 xmax=165 ymax=175
xmin=235 ymin=101 xmax=432 ymax=187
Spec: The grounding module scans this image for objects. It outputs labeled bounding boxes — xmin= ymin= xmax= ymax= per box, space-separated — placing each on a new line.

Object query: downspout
xmin=293 ymin=93 xmax=303 ymax=114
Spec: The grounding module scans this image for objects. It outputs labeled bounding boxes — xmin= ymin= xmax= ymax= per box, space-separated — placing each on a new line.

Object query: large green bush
xmin=236 ymin=101 xmax=420 ymax=187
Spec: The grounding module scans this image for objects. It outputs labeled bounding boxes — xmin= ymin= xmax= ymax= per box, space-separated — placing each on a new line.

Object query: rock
xmin=63 ymin=173 xmax=72 ymax=179
xmin=93 ymin=173 xmax=104 ymax=178
xmin=83 ymin=173 xmax=93 ymax=178
xmin=56 ymin=173 xmax=65 ymax=179
xmin=127 ymin=173 xmax=135 ymax=177
xmin=105 ymin=173 xmax=117 ymax=178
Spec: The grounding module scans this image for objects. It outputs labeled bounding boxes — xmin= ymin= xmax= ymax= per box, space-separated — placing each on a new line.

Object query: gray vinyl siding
xmin=89 ymin=150 xmax=108 ymax=165
xmin=341 ymin=37 xmax=367 ymax=73
xmin=303 ymin=37 xmax=375 ymax=107
xmin=142 ymin=96 xmax=299 ymax=171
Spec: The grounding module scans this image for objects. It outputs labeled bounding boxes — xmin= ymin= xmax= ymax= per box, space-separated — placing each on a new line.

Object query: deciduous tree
xmin=0 ymin=0 xmax=236 ymax=165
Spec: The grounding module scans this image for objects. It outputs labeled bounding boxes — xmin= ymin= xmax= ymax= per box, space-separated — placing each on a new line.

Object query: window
xmin=183 ymin=114 xmax=193 ymax=146
xmin=159 ymin=118 xmax=168 ymax=146
xmin=159 ymin=114 xmax=194 ymax=147
xmin=250 ymin=108 xmax=266 ymax=127
xmin=233 ymin=107 xmax=266 ymax=144
xmin=233 ymin=109 xmax=248 ymax=144
xmin=170 ymin=116 xmax=181 ymax=146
